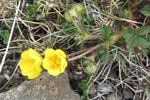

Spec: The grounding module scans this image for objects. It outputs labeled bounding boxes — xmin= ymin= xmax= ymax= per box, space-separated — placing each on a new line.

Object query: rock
xmin=123 ymin=88 xmax=133 ymax=100
xmin=0 ymin=72 xmax=81 ymax=100
xmin=88 ymin=84 xmax=97 ymax=98
xmin=107 ymin=93 xmax=121 ymax=100
xmin=97 ymin=83 xmax=113 ymax=94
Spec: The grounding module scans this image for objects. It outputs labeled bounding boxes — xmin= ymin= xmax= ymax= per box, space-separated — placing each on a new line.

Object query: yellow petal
xmin=60 ymin=61 xmax=67 ymax=73
xmin=21 ymin=50 xmax=33 ymax=60
xmin=28 ymin=48 xmax=42 ymax=58
xmin=48 ymin=68 xmax=61 ymax=76
xmin=19 ymin=60 xmax=34 ymax=72
xmin=28 ymin=72 xmax=41 ymax=79
xmin=22 ymin=71 xmax=32 ymax=76
xmin=55 ymin=49 xmax=67 ymax=58
xmin=26 ymin=48 xmax=43 ymax=72
xmin=43 ymin=57 xmax=54 ymax=70
xmin=45 ymin=49 xmax=56 ymax=57
xmin=29 ymin=53 xmax=43 ymax=72
xmin=34 ymin=61 xmax=43 ymax=72
xmin=58 ymin=56 xmax=67 ymax=71
xmin=22 ymin=64 xmax=42 ymax=78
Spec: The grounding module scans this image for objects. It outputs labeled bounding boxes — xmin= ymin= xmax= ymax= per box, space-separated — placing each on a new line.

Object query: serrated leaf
xmin=137 ymin=37 xmax=148 ymax=48
xmin=27 ymin=5 xmax=36 ymax=15
xmin=141 ymin=6 xmax=150 ymax=16
xmin=137 ymin=26 xmax=150 ymax=36
xmin=0 ymin=30 xmax=10 ymax=44
xmin=78 ymin=82 xmax=88 ymax=91
xmin=100 ymin=25 xmax=110 ymax=36
xmin=146 ymin=35 xmax=150 ymax=45
xmin=123 ymin=32 xmax=133 ymax=41
xmin=0 ymin=30 xmax=7 ymax=36
xmin=123 ymin=28 xmax=135 ymax=41
xmin=78 ymin=80 xmax=88 ymax=92
xmin=126 ymin=38 xmax=136 ymax=52
xmin=127 ymin=28 xmax=136 ymax=34
xmin=109 ymin=32 xmax=115 ymax=37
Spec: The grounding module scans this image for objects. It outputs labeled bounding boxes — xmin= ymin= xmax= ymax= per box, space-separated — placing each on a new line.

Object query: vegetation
xmin=0 ymin=0 xmax=150 ymax=99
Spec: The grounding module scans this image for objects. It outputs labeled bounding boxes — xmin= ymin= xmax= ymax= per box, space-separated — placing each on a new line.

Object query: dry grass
xmin=0 ymin=0 xmax=150 ymax=100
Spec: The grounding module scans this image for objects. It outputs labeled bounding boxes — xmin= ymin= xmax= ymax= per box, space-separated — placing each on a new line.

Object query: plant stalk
xmin=68 ymin=43 xmax=104 ymax=61
xmin=87 ymin=35 xmax=108 ymax=39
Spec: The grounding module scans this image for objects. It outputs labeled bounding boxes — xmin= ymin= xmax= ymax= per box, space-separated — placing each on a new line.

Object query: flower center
xmin=51 ymin=56 xmax=61 ymax=69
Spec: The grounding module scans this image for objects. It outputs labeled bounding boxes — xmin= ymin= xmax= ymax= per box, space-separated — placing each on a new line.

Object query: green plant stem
xmin=68 ymin=43 xmax=104 ymax=61
xmin=120 ymin=0 xmax=129 ymax=10
xmin=131 ymin=0 xmax=143 ymax=8
xmin=77 ymin=13 xmax=87 ymax=35
xmin=72 ymin=18 xmax=85 ymax=36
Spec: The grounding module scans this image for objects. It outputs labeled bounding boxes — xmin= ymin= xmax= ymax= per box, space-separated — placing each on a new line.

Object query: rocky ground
xmin=0 ymin=0 xmax=150 ymax=100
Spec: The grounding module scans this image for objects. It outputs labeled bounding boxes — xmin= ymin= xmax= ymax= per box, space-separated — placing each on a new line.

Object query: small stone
xmin=0 ymin=72 xmax=81 ymax=100
xmin=97 ymin=83 xmax=113 ymax=93
xmin=123 ymin=88 xmax=133 ymax=99
xmin=88 ymin=84 xmax=97 ymax=98
xmin=107 ymin=93 xmax=121 ymax=100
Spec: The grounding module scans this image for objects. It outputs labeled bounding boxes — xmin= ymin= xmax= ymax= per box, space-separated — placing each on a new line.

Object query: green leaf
xmin=85 ymin=15 xmax=95 ymax=24
xmin=63 ymin=26 xmax=77 ymax=34
xmin=141 ymin=6 xmax=150 ymax=16
xmin=109 ymin=32 xmax=115 ymax=37
xmin=137 ymin=37 xmax=148 ymax=48
xmin=123 ymin=28 xmax=135 ymax=40
xmin=0 ymin=30 xmax=10 ymax=44
xmin=78 ymin=80 xmax=88 ymax=91
xmin=81 ymin=96 xmax=86 ymax=100
xmin=123 ymin=32 xmax=132 ymax=41
xmin=86 ymin=65 xmax=97 ymax=74
xmin=137 ymin=26 xmax=150 ymax=36
xmin=100 ymin=25 xmax=110 ymax=36
xmin=101 ymin=50 xmax=109 ymax=62
xmin=126 ymin=38 xmax=136 ymax=52
xmin=146 ymin=35 xmax=150 ymax=45
xmin=127 ymin=27 xmax=135 ymax=33
xmin=27 ymin=5 xmax=36 ymax=15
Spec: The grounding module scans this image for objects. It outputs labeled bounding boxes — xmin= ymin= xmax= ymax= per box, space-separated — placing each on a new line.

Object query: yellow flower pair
xmin=19 ymin=48 xmax=67 ymax=79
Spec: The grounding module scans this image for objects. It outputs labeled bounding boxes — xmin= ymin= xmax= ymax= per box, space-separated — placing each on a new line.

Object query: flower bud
xmin=109 ymin=33 xmax=122 ymax=45
xmin=65 ymin=9 xmax=77 ymax=22
xmin=72 ymin=3 xmax=83 ymax=14
xmin=86 ymin=65 xmax=97 ymax=75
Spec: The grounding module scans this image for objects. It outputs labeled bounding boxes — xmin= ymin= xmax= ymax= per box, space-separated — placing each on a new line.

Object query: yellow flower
xmin=19 ymin=48 xmax=43 ymax=79
xmin=42 ymin=49 xmax=67 ymax=76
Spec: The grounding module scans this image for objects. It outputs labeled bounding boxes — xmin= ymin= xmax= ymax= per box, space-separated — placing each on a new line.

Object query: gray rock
xmin=107 ymin=93 xmax=121 ymax=100
xmin=97 ymin=83 xmax=113 ymax=94
xmin=123 ymin=88 xmax=133 ymax=99
xmin=0 ymin=72 xmax=81 ymax=100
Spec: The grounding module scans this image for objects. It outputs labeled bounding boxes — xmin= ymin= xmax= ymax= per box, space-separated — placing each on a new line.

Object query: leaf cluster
xmin=78 ymin=80 xmax=89 ymax=100
xmin=100 ymin=25 xmax=116 ymax=45
xmin=26 ymin=0 xmax=42 ymax=18
xmin=123 ymin=26 xmax=150 ymax=52
xmin=0 ymin=30 xmax=10 ymax=44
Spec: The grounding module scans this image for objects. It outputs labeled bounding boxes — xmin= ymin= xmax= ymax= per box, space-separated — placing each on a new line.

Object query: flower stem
xmin=67 ymin=46 xmax=94 ymax=57
xmin=68 ymin=43 xmax=104 ymax=61
xmin=87 ymin=35 xmax=108 ymax=39
xmin=77 ymin=13 xmax=87 ymax=35
xmin=72 ymin=18 xmax=85 ymax=36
